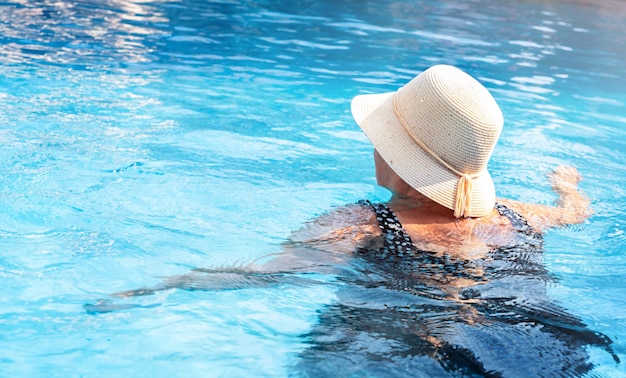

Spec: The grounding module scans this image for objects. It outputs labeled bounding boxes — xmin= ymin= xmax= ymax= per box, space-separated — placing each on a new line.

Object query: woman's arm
xmin=102 ymin=204 xmax=376 ymax=299
xmin=498 ymin=166 xmax=592 ymax=231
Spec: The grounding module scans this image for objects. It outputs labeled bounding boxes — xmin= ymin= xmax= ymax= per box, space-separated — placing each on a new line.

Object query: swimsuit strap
xmin=358 ymin=200 xmax=415 ymax=257
xmin=494 ymin=202 xmax=543 ymax=239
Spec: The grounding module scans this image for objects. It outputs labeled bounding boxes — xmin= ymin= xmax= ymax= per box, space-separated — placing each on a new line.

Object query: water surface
xmin=0 ymin=0 xmax=625 ymax=376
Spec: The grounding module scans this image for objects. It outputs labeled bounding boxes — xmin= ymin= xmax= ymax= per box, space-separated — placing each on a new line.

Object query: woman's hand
xmin=550 ymin=165 xmax=582 ymax=198
xmin=549 ymin=165 xmax=592 ymax=221
xmin=498 ymin=165 xmax=592 ymax=231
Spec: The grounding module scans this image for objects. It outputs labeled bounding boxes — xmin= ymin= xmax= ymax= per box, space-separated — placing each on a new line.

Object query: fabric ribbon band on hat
xmin=392 ymin=92 xmax=478 ymax=218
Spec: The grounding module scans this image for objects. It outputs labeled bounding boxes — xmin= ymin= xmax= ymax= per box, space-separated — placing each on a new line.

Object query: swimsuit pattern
xmin=357 ymin=199 xmax=414 ymax=258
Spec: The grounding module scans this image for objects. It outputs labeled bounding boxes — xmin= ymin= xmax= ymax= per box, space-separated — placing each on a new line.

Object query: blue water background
xmin=0 ymin=0 xmax=625 ymax=376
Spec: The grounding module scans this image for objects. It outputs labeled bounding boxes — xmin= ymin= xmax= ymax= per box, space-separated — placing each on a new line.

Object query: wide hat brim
xmin=351 ymin=91 xmax=496 ymax=217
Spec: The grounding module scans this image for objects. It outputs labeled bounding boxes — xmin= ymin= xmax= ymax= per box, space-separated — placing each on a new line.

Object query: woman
xmin=88 ymin=65 xmax=619 ymax=376
xmin=286 ymin=65 xmax=619 ymax=376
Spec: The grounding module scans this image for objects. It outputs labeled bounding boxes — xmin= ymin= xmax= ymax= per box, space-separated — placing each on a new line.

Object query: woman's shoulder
xmin=495 ymin=197 xmax=587 ymax=232
xmin=288 ymin=202 xmax=380 ymax=250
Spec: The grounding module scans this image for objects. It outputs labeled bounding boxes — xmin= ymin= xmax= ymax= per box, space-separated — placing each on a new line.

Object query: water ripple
xmin=0 ymin=0 xmax=166 ymax=68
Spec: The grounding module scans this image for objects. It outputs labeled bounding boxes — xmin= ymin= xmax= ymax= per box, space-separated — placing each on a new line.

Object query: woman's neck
xmin=388 ymin=191 xmax=454 ymax=216
xmin=388 ymin=195 xmax=422 ymax=211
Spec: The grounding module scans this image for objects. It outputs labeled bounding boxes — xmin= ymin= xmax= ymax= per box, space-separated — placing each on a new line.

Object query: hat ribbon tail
xmin=454 ymin=174 xmax=473 ymax=218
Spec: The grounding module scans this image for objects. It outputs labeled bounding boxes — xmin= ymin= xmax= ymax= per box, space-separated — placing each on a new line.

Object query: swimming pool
xmin=0 ymin=0 xmax=625 ymax=376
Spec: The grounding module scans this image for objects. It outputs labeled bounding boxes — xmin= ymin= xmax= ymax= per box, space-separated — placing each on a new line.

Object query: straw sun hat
xmin=351 ymin=65 xmax=503 ymax=218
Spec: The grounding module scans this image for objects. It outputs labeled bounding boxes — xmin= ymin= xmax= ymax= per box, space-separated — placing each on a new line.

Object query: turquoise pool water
xmin=1 ymin=0 xmax=625 ymax=376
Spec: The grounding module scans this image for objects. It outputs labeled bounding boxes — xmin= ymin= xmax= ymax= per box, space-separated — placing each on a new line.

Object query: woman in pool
xmin=94 ymin=65 xmax=619 ymax=376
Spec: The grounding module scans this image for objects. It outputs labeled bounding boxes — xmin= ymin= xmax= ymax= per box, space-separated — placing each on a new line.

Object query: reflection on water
xmin=0 ymin=0 xmax=166 ymax=67
xmin=2 ymin=0 xmax=625 ymax=100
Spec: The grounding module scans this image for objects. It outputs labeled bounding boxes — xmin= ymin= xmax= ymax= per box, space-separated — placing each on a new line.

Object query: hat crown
xmin=395 ymin=65 xmax=503 ymax=175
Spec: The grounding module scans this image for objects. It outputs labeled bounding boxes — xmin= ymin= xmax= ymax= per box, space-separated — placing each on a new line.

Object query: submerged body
xmin=287 ymin=199 xmax=617 ymax=377
xmin=91 ymin=158 xmax=616 ymax=377
xmin=89 ymin=167 xmax=618 ymax=376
